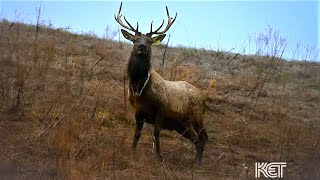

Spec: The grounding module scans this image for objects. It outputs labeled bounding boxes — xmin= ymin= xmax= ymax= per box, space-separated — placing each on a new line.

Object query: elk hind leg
xmin=193 ymin=123 xmax=207 ymax=165
xmin=175 ymin=123 xmax=202 ymax=164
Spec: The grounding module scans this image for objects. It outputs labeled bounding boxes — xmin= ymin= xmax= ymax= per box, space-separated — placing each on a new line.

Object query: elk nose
xmin=138 ymin=44 xmax=146 ymax=51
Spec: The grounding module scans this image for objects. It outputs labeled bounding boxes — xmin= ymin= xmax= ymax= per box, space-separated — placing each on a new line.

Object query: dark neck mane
xmin=127 ymin=52 xmax=151 ymax=94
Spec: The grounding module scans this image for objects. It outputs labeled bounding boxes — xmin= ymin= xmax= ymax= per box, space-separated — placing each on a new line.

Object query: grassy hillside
xmin=0 ymin=20 xmax=319 ymax=179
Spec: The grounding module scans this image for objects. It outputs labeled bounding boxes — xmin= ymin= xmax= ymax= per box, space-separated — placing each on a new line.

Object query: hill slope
xmin=0 ymin=20 xmax=319 ymax=179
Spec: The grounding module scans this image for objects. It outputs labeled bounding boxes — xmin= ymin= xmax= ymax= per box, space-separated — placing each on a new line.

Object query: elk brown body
xmin=115 ymin=2 xmax=208 ymax=164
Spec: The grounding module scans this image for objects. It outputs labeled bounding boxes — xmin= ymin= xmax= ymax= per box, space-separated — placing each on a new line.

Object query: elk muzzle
xmin=137 ymin=44 xmax=147 ymax=54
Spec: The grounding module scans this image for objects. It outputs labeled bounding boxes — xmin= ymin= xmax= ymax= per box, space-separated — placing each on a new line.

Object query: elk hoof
xmin=195 ymin=160 xmax=202 ymax=166
xmin=194 ymin=157 xmax=202 ymax=166
xmin=157 ymin=154 xmax=164 ymax=162
xmin=131 ymin=145 xmax=137 ymax=151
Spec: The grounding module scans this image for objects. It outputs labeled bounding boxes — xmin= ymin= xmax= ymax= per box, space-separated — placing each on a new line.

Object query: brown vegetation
xmin=0 ymin=20 xmax=319 ymax=179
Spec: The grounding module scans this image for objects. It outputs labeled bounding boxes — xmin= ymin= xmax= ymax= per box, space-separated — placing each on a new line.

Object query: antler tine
xmin=136 ymin=21 xmax=139 ymax=32
xmin=154 ymin=19 xmax=165 ymax=33
xmin=118 ymin=2 xmax=123 ymax=16
xmin=114 ymin=2 xmax=139 ymax=33
xmin=148 ymin=6 xmax=177 ymax=35
xmin=123 ymin=16 xmax=136 ymax=30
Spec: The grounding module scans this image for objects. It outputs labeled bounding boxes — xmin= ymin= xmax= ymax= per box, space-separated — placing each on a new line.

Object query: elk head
xmin=114 ymin=2 xmax=177 ymax=56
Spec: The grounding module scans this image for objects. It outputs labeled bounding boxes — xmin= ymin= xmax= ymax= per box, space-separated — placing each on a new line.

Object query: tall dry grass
xmin=0 ymin=18 xmax=319 ymax=179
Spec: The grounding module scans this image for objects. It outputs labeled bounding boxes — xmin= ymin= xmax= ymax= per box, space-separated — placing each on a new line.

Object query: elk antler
xmin=114 ymin=2 xmax=139 ymax=33
xmin=148 ymin=6 xmax=177 ymax=36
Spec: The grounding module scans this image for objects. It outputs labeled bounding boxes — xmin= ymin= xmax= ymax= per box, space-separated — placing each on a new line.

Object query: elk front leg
xmin=154 ymin=109 xmax=164 ymax=158
xmin=132 ymin=113 xmax=144 ymax=150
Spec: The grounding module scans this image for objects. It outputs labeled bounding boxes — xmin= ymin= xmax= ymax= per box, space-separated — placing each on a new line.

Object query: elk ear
xmin=152 ymin=34 xmax=166 ymax=45
xmin=121 ymin=29 xmax=135 ymax=41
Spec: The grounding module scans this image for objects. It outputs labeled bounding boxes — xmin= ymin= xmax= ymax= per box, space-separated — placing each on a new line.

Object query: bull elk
xmin=114 ymin=2 xmax=208 ymax=164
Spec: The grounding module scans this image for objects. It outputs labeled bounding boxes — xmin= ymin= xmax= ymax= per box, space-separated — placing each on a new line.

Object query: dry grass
xmin=0 ymin=20 xmax=319 ymax=179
